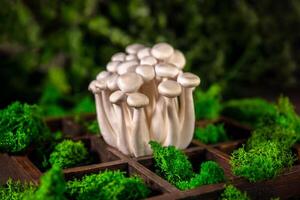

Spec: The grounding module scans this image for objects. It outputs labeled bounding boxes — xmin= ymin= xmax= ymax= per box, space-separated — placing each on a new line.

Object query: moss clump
xmin=49 ymin=140 xmax=89 ymax=169
xmin=194 ymin=124 xmax=228 ymax=144
xmin=66 ymin=170 xmax=150 ymax=200
xmin=222 ymin=98 xmax=277 ymax=127
xmin=220 ymin=185 xmax=250 ymax=200
xmin=0 ymin=179 xmax=35 ymax=200
xmin=25 ymin=165 xmax=67 ymax=200
xmin=230 ymin=141 xmax=295 ymax=182
xmin=149 ymin=141 xmax=194 ymax=185
xmin=0 ymin=102 xmax=50 ymax=153
xmin=176 ymin=161 xmax=225 ymax=190
xmin=150 ymin=142 xmax=224 ymax=190
xmin=194 ymin=84 xmax=222 ymax=120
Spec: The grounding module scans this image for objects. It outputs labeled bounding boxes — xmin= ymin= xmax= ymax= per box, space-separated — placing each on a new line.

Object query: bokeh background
xmin=1 ymin=0 xmax=300 ymax=115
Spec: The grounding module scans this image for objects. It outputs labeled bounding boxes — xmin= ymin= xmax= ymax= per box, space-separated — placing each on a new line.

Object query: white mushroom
xmin=106 ymin=61 xmax=120 ymax=73
xmin=117 ymin=60 xmax=139 ymax=75
xmin=117 ymin=72 xmax=143 ymax=93
xmin=151 ymin=43 xmax=174 ymax=60
xmin=112 ymin=52 xmax=126 ymax=62
xmin=127 ymin=93 xmax=151 ymax=156
xmin=177 ymin=72 xmax=200 ymax=148
xmin=140 ymin=56 xmax=158 ymax=65
xmin=167 ymin=50 xmax=186 ymax=69
xmin=90 ymin=43 xmax=201 ymax=157
xmin=126 ymin=54 xmax=138 ymax=61
xmin=158 ymin=80 xmax=182 ymax=146
xmin=155 ymin=63 xmax=180 ymax=80
xmin=137 ymin=47 xmax=151 ymax=59
xmin=110 ymin=91 xmax=129 ymax=154
xmin=126 ymin=44 xmax=145 ymax=54
xmin=89 ymin=80 xmax=117 ymax=147
xmin=96 ymin=71 xmax=111 ymax=81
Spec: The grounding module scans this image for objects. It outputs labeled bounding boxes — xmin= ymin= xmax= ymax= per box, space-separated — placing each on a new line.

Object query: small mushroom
xmin=126 ymin=54 xmax=138 ymax=61
xmin=106 ymin=73 xmax=119 ymax=91
xmin=112 ymin=52 xmax=126 ymax=62
xmin=117 ymin=72 xmax=143 ymax=93
xmin=126 ymin=44 xmax=145 ymax=54
xmin=96 ymin=71 xmax=111 ymax=81
xmin=106 ymin=61 xmax=120 ymax=73
xmin=158 ymin=80 xmax=182 ymax=146
xmin=177 ymin=72 xmax=200 ymax=148
xmin=137 ymin=47 xmax=151 ymax=59
xmin=127 ymin=93 xmax=151 ymax=156
xmin=167 ymin=50 xmax=186 ymax=69
xmin=140 ymin=56 xmax=158 ymax=66
xmin=151 ymin=43 xmax=174 ymax=60
xmin=110 ymin=90 xmax=129 ymax=154
xmin=136 ymin=65 xmax=157 ymax=123
xmin=155 ymin=63 xmax=180 ymax=79
xmin=117 ymin=60 xmax=139 ymax=75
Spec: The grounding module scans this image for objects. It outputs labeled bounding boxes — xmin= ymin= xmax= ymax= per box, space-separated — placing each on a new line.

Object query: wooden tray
xmin=1 ymin=114 xmax=300 ymax=200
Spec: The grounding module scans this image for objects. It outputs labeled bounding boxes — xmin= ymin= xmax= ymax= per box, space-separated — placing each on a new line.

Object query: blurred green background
xmin=1 ymin=0 xmax=300 ymax=115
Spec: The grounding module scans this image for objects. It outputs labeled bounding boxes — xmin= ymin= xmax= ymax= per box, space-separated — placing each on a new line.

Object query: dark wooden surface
xmin=1 ymin=114 xmax=300 ymax=199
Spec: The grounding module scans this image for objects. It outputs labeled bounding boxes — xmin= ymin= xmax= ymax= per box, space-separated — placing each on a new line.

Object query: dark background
xmin=1 ymin=0 xmax=300 ymax=114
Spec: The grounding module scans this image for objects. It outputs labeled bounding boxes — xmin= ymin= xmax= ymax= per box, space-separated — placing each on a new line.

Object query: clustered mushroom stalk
xmin=89 ymin=43 xmax=200 ymax=157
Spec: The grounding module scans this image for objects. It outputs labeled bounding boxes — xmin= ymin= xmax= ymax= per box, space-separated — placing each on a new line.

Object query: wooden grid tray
xmin=1 ymin=114 xmax=300 ymax=199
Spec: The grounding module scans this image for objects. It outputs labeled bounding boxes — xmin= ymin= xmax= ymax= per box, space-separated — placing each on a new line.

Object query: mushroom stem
xmin=112 ymin=103 xmax=129 ymax=154
xmin=150 ymin=96 xmax=167 ymax=143
xmin=94 ymin=93 xmax=116 ymax=147
xmin=162 ymin=98 xmax=180 ymax=146
xmin=178 ymin=88 xmax=195 ymax=149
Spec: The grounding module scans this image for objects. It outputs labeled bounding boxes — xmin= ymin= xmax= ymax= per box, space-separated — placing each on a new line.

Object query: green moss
xmin=49 ymin=140 xmax=89 ymax=168
xmin=0 ymin=179 xmax=35 ymax=200
xmin=194 ymin=84 xmax=222 ymax=120
xmin=222 ymin=98 xmax=277 ymax=127
xmin=0 ymin=102 xmax=50 ymax=153
xmin=66 ymin=170 xmax=150 ymax=200
xmin=220 ymin=185 xmax=250 ymax=200
xmin=149 ymin=141 xmax=194 ymax=185
xmin=230 ymin=141 xmax=295 ymax=182
xmin=194 ymin=124 xmax=228 ymax=144
xmin=25 ymin=166 xmax=67 ymax=200
xmin=176 ymin=161 xmax=225 ymax=190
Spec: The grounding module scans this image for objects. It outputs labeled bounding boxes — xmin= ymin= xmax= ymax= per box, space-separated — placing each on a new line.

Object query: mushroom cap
xmin=125 ymin=54 xmax=138 ymax=61
xmin=135 ymin=65 xmax=155 ymax=82
xmin=109 ymin=90 xmax=126 ymax=104
xmin=151 ymin=43 xmax=174 ymax=60
xmin=106 ymin=73 xmax=119 ymax=91
xmin=88 ymin=80 xmax=97 ymax=92
xmin=155 ymin=63 xmax=180 ymax=78
xmin=96 ymin=71 xmax=111 ymax=81
xmin=158 ymin=80 xmax=182 ymax=98
xmin=117 ymin=60 xmax=139 ymax=75
xmin=94 ymin=79 xmax=107 ymax=90
xmin=127 ymin=92 xmax=149 ymax=108
xmin=126 ymin=44 xmax=145 ymax=54
xmin=140 ymin=56 xmax=158 ymax=66
xmin=112 ymin=52 xmax=126 ymax=62
xmin=137 ymin=47 xmax=151 ymax=59
xmin=177 ymin=72 xmax=200 ymax=88
xmin=167 ymin=50 xmax=186 ymax=69
xmin=117 ymin=72 xmax=143 ymax=93
xmin=106 ymin=61 xmax=120 ymax=73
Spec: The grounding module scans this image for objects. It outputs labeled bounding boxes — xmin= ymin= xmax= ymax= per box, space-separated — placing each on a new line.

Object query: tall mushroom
xmin=158 ymin=80 xmax=182 ymax=146
xmin=127 ymin=92 xmax=151 ymax=156
xmin=109 ymin=90 xmax=129 ymax=154
xmin=177 ymin=72 xmax=200 ymax=148
xmin=88 ymin=80 xmax=116 ymax=147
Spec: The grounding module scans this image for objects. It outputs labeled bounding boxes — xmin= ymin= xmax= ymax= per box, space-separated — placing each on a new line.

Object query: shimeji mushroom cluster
xmin=89 ymin=43 xmax=200 ymax=157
